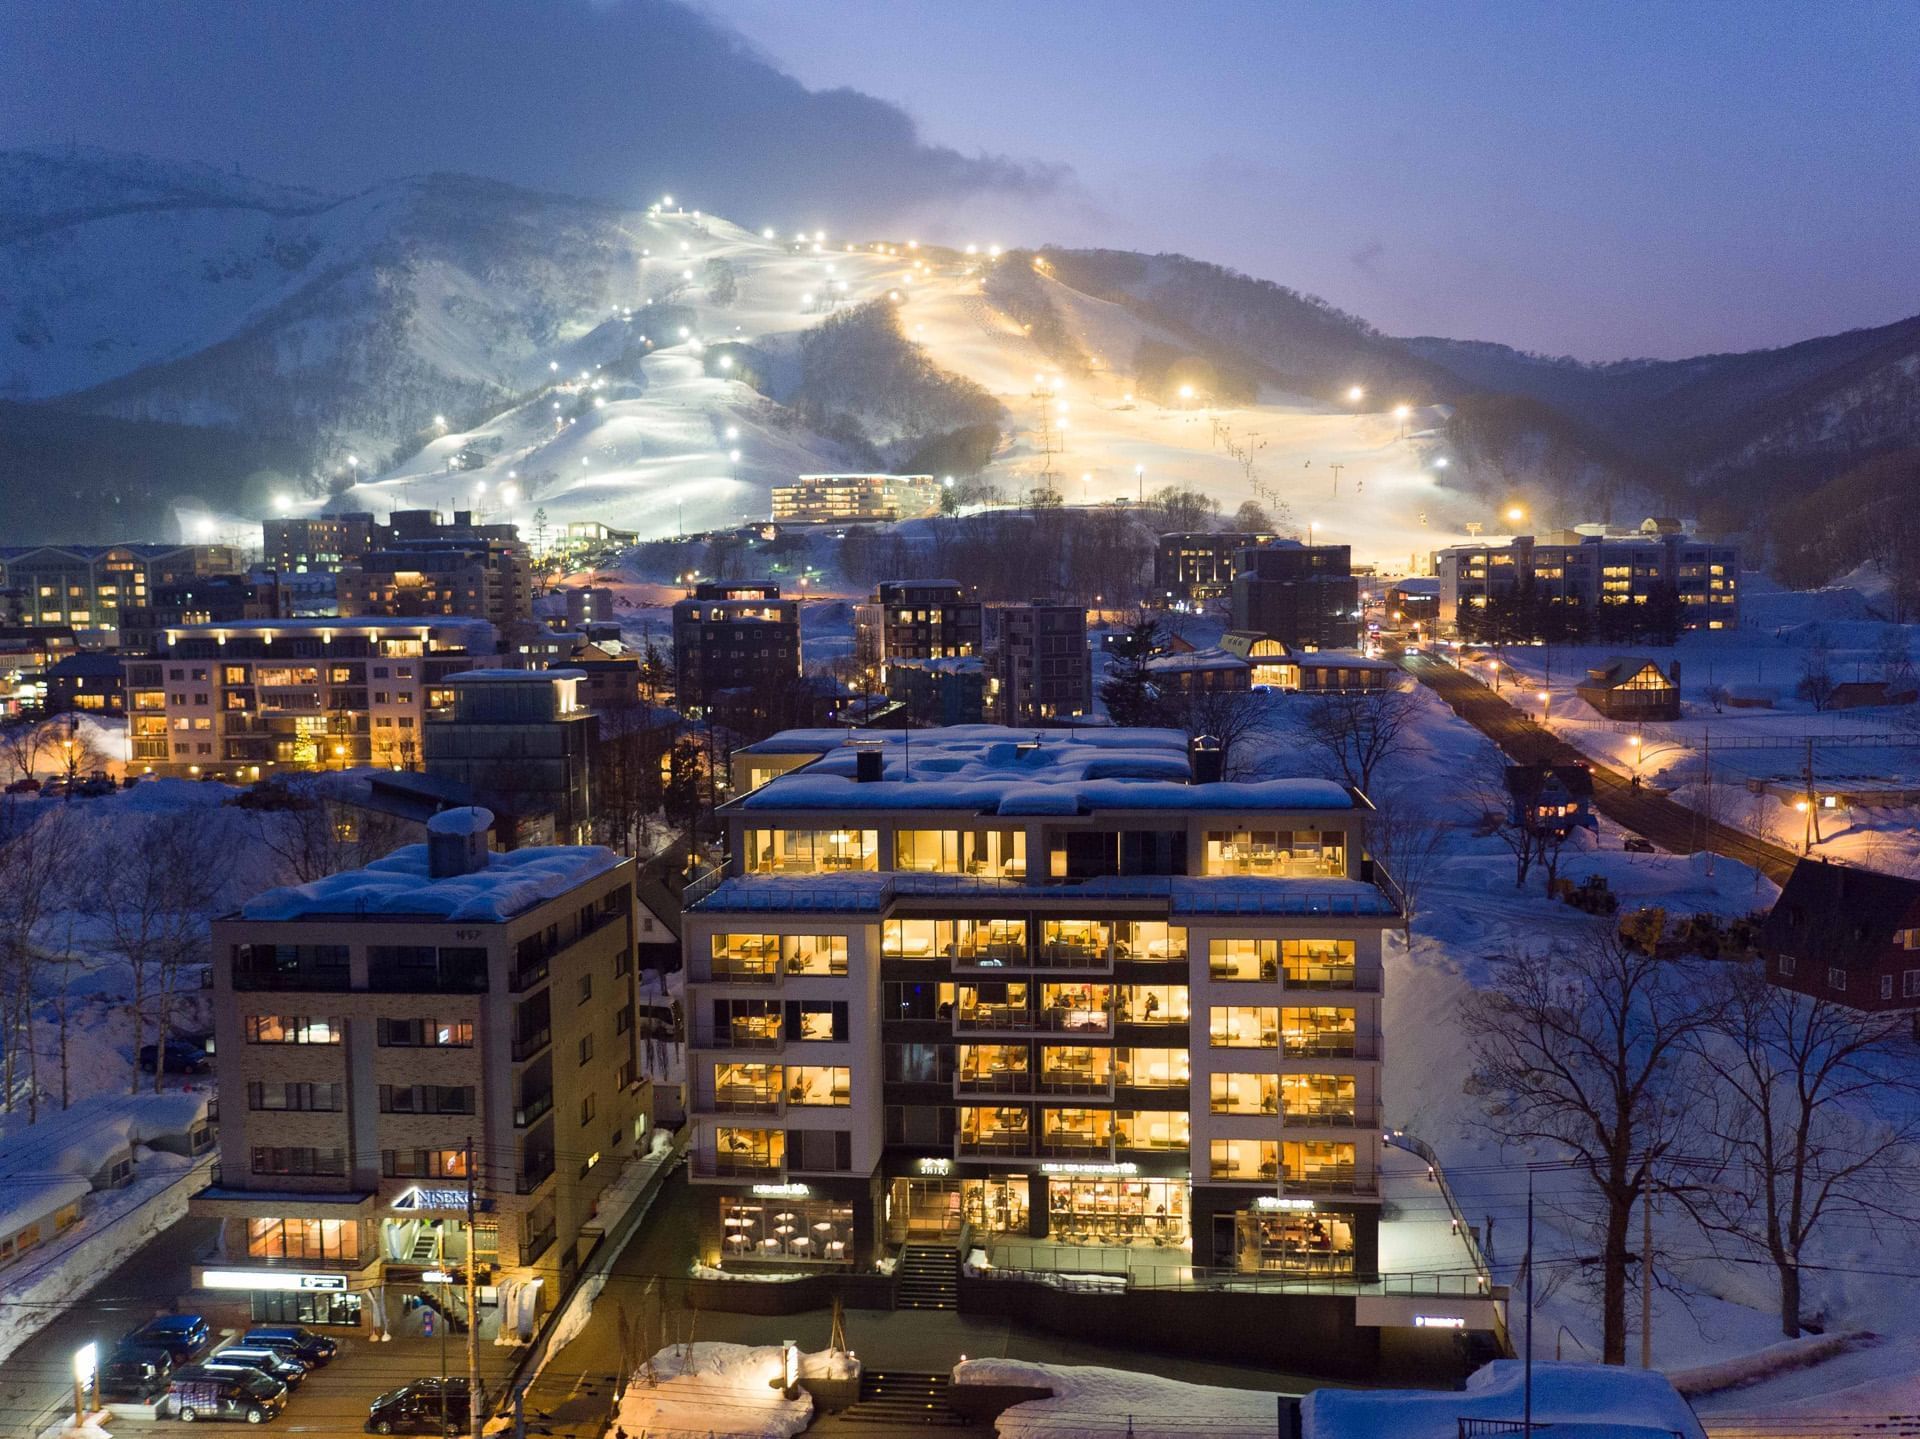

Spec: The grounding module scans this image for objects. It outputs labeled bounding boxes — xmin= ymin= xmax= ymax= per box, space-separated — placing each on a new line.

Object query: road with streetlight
xmin=1398 ymin=648 xmax=1799 ymax=885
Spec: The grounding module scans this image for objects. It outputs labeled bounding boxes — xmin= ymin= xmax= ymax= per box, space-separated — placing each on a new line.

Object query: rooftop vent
xmin=850 ymin=739 xmax=886 ymax=784
xmin=426 ymin=806 xmax=494 ymax=878
xmin=1189 ymin=735 xmax=1224 ymax=785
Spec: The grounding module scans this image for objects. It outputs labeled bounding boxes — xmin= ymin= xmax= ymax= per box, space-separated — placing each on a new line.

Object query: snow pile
xmin=0 ymin=1090 xmax=209 ymax=1198
xmin=1666 ymin=1330 xmax=1877 ymax=1397
xmin=240 ymin=841 xmax=622 ymax=921
xmin=612 ymin=1343 xmax=827 ymax=1439
xmin=953 ymin=1358 xmax=1276 ymax=1439
xmin=691 ymin=1263 xmax=807 ymax=1282
xmin=1306 ymin=1361 xmax=1706 ymax=1439
xmin=426 ymin=805 xmax=494 ymax=837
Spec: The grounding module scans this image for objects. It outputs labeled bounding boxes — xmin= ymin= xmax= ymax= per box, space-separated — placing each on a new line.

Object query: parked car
xmin=203 ymin=1346 xmax=308 ymax=1388
xmin=98 ymin=1343 xmax=174 ymax=1403
xmin=74 ymin=771 xmax=117 ymax=797
xmin=241 ymin=1327 xmax=335 ymax=1367
xmin=139 ymin=1040 xmax=212 ymax=1074
xmin=168 ymin=1368 xmax=286 ymax=1424
xmin=366 ymin=1377 xmax=482 ymax=1435
xmin=4 ymin=777 xmax=40 ymax=794
xmin=125 ymin=1315 xmax=212 ymax=1364
xmin=1623 ymin=836 xmax=1656 ymax=853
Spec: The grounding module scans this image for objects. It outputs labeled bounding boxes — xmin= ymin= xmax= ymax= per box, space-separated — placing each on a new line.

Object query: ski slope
xmin=334 ymin=205 xmax=1474 ymax=569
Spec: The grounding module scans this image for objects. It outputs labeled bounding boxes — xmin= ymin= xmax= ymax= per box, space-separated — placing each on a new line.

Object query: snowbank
xmin=1306 ymin=1361 xmax=1706 ymax=1439
xmin=613 ymin=1343 xmax=820 ymax=1439
xmin=1667 ymin=1330 xmax=1877 ymax=1397
xmin=953 ymin=1358 xmax=1276 ymax=1439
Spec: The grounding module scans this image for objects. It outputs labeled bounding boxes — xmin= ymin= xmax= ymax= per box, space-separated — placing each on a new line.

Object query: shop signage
xmin=1253 ymin=1196 xmax=1316 ymax=1212
xmin=203 ymin=1269 xmax=349 ymax=1293
xmin=914 ymin=1159 xmax=954 ymax=1176
xmin=751 ymin=1182 xmax=810 ymax=1198
xmin=1414 ymin=1315 xmax=1466 ymax=1329
xmin=392 ymin=1186 xmax=488 ymax=1212
xmin=1039 ymin=1162 xmax=1138 ymax=1177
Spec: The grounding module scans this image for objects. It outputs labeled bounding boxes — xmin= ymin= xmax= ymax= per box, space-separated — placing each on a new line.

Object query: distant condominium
xmin=0 ymin=543 xmax=243 ymax=636
xmin=772 ymin=474 xmax=941 ymax=525
xmin=264 ymin=509 xmax=527 ymax=618
xmin=1433 ymin=519 xmax=1739 ymax=638
xmin=124 ymin=617 xmax=495 ymax=779
xmin=855 ymin=581 xmax=985 ymax=682
xmin=683 ymin=726 xmax=1398 ymax=1281
xmin=671 ymin=582 xmax=802 ymax=712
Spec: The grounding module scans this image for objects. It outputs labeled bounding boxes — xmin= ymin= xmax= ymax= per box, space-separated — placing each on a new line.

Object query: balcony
xmin=699 ymin=1088 xmax=783 ymax=1115
xmin=513 ymin=1092 xmax=553 ymax=1128
xmin=510 ymin=1027 xmax=551 ymax=1063
xmin=708 ymin=957 xmax=782 ymax=985
xmin=955 ymin=1069 xmax=1033 ymax=1097
xmin=689 ymin=1151 xmax=786 ymax=1179
xmin=955 ymin=1133 xmax=1032 ymax=1159
xmin=515 ymin=1156 xmax=555 ymax=1193
xmin=698 ymin=1021 xmax=784 ymax=1052
xmin=1283 ymin=966 xmax=1376 ymax=992
xmin=509 ymin=954 xmax=550 ymax=993
xmin=953 ymin=1003 xmax=1035 ymax=1034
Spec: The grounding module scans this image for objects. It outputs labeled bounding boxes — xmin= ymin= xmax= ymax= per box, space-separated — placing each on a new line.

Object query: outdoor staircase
xmin=838 ymin=1370 xmax=969 ymax=1427
xmin=893 ymin=1243 xmax=959 ymax=1311
xmin=408 ymin=1229 xmax=440 ymax=1263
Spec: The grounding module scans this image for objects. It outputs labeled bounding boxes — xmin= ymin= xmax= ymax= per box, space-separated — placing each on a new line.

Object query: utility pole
xmin=1701 ymin=731 xmax=1714 ymax=878
xmin=1803 ymin=737 xmax=1819 ymax=853
xmin=1640 ymin=1165 xmax=1653 ymax=1370
xmin=1523 ymin=1171 xmax=1534 ymax=1435
xmin=1329 ymin=463 xmax=1344 ymax=497
xmin=467 ymin=1135 xmax=482 ymax=1439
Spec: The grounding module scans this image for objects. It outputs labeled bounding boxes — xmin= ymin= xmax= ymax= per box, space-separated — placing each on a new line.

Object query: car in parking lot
xmin=125 ymin=1315 xmax=212 ymax=1365
xmin=166 ymin=1368 xmax=286 ymax=1424
xmin=203 ymin=1345 xmax=309 ymax=1388
xmin=241 ymin=1326 xmax=336 ymax=1367
xmin=365 ymin=1377 xmax=482 ymax=1434
xmin=98 ymin=1344 xmax=174 ymax=1403
xmin=139 ymin=1039 xmax=212 ymax=1074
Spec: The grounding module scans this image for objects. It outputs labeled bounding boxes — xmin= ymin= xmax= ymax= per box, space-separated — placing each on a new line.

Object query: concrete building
xmin=771 ymin=474 xmax=941 ymax=525
xmin=671 ymin=582 xmax=801 ymax=713
xmin=423 ymin=670 xmax=596 ymax=845
xmin=338 ymin=539 xmax=532 ymax=628
xmin=855 ymin=581 xmax=985 ymax=684
xmin=1152 ymin=532 xmax=1278 ymax=606
xmin=117 ymin=575 xmax=282 ymax=655
xmin=262 ymin=515 xmax=378 ymax=612
xmin=189 ymin=811 xmax=654 ymax=1334
xmin=123 ymin=617 xmax=494 ymax=780
xmin=682 ymin=726 xmax=1399 ymax=1283
xmin=1230 ymin=542 xmax=1361 ymax=650
xmin=43 ymin=652 xmax=126 ymax=716
xmin=1433 ymin=523 xmax=1739 ymax=638
xmin=991 ymin=603 xmax=1091 ymax=726
xmin=0 ymin=544 xmax=243 ymax=636
xmin=888 ymin=658 xmax=990 ymax=726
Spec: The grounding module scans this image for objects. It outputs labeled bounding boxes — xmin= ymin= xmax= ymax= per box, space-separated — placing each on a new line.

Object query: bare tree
xmin=1463 ymin=930 xmax=1720 ymax=1363
xmin=1683 ymin=967 xmax=1920 ymax=1337
xmin=1796 ymin=631 xmax=1837 ymax=712
xmin=1293 ymin=686 xmax=1421 ymax=796
xmin=256 ymin=787 xmax=405 ymax=885
xmin=0 ymin=810 xmax=73 ymax=1117
xmin=0 ymin=723 xmax=56 ymax=784
xmin=1363 ymin=787 xmax=1449 ymax=925
xmin=1154 ymin=686 xmax=1275 ymax=779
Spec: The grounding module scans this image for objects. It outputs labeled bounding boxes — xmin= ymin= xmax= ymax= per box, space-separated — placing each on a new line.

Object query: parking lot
xmin=214 ymin=1334 xmax=519 ymax=1435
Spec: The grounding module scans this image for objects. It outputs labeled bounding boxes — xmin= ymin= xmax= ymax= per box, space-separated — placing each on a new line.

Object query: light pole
xmin=73 ymin=1343 xmax=96 ymax=1430
xmin=1134 ymin=465 xmax=1144 ymax=505
xmin=1628 ymin=734 xmax=1643 ymax=785
xmin=1537 ymin=690 xmax=1550 ymax=725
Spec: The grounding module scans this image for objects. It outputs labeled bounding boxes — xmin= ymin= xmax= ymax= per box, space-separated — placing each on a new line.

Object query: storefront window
xmin=964 ymin=1176 xmax=1029 ymax=1234
xmin=252 ymin=1292 xmax=363 ymax=1327
xmin=1047 ymin=1178 xmax=1188 ymax=1246
xmin=722 ymin=1196 xmax=855 ymax=1264
xmin=245 ymin=1217 xmax=359 ymax=1263
xmin=1228 ymin=1208 xmax=1355 ymax=1274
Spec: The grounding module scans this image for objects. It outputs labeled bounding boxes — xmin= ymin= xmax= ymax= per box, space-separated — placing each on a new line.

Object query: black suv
xmin=366 ymin=1377 xmax=483 ymax=1435
xmin=241 ymin=1326 xmax=336 ymax=1367
xmin=97 ymin=1344 xmax=173 ymax=1403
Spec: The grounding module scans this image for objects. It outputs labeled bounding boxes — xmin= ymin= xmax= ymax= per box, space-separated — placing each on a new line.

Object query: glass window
xmin=955 ymin=919 xmax=1026 ymax=965
xmin=1116 ymin=922 xmax=1185 ymax=961
xmin=1120 ymin=985 xmax=1189 ymax=1025
xmin=955 ymin=982 xmax=1029 ymax=1030
xmin=1039 ymin=919 xmax=1111 ymax=967
xmin=1282 ymin=939 xmax=1356 ymax=985
xmin=1229 ymin=1207 xmax=1355 ymax=1275
xmin=782 ymin=934 xmax=848 ymax=975
xmin=1281 ymin=1007 xmax=1358 ymax=1057
xmin=1047 ymin=1177 xmax=1187 ymax=1245
xmin=1203 ymin=828 xmax=1345 ymax=878
xmin=894 ymin=830 xmax=962 ymax=873
xmin=376 ymin=1018 xmax=475 ymax=1048
xmin=1209 ymin=1138 xmax=1278 ymax=1181
xmin=711 ymin=1062 xmax=782 ymax=1110
xmin=1281 ymin=1073 xmax=1359 ymax=1122
xmin=957 ymin=1104 xmax=1030 ymax=1154
xmin=957 ymin=1044 xmax=1029 ymax=1091
xmin=1040 ymin=983 xmax=1113 ymax=1032
xmin=744 ymin=828 xmax=878 ymax=873
xmin=245 ymin=1015 xmax=342 ymax=1045
xmin=246 ymin=1217 xmax=359 ymax=1262
xmin=711 ymin=933 xmax=780 ymax=980
xmin=1208 ymin=938 xmax=1277 ymax=981
xmin=712 ymin=1127 xmax=785 ymax=1173
xmin=1210 ymin=1073 xmax=1279 ymax=1114
xmin=1208 ymin=1006 xmax=1279 ymax=1047
xmin=720 ymin=1195 xmax=854 ymax=1265
xmin=1038 ymin=1045 xmax=1111 ymax=1092
xmin=1284 ymin=1140 xmax=1358 ymax=1186
xmin=1114 ymin=1047 xmax=1189 ymax=1088
xmin=1114 ymin=1109 xmax=1189 ymax=1150
xmin=787 ymin=1065 xmax=851 ymax=1105
xmin=1040 ymin=1106 xmax=1113 ymax=1154
xmin=382 ymin=1148 xmax=470 ymax=1179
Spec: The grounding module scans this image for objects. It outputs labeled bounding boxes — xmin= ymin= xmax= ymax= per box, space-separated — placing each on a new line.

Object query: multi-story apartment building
xmin=1433 ymin=522 xmax=1739 ymax=638
xmin=991 ymin=603 xmax=1091 ymax=726
xmin=423 ymin=670 xmax=596 ymax=845
xmin=0 ymin=544 xmax=243 ymax=636
xmin=1153 ymin=532 xmax=1277 ymax=606
xmin=671 ymin=582 xmax=801 ymax=712
xmin=854 ymin=581 xmax=985 ymax=684
xmin=771 ymin=474 xmax=941 ymax=525
xmin=682 ymin=727 xmax=1397 ymax=1281
xmin=117 ymin=575 xmax=281 ymax=654
xmin=263 ymin=514 xmax=378 ymax=580
xmin=338 ymin=539 xmax=532 ymax=628
xmin=1230 ymin=543 xmax=1361 ymax=650
xmin=189 ymin=811 xmax=654 ymax=1334
xmin=124 ymin=617 xmax=495 ymax=779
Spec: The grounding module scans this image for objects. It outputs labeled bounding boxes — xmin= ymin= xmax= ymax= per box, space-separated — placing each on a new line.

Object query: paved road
xmin=1399 ymin=650 xmax=1801 ymax=886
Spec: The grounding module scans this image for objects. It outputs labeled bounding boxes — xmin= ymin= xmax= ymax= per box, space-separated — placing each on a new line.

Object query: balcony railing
xmin=1036 ymin=1135 xmax=1113 ymax=1159
xmin=509 ymin=955 xmax=549 ymax=993
xmin=515 ymin=1156 xmax=555 ymax=1193
xmin=513 ymin=1092 xmax=553 ymax=1129
xmin=956 ymin=1134 xmax=1032 ymax=1158
xmin=708 ymin=957 xmax=781 ymax=984
xmin=689 ymin=1151 xmax=785 ymax=1178
xmin=696 ymin=1024 xmax=784 ymax=1051
xmin=1284 ymin=966 xmax=1375 ymax=992
xmin=953 ymin=1004 xmax=1035 ymax=1033
xmin=510 ymin=1027 xmax=551 ymax=1063
xmin=1034 ymin=1072 xmax=1115 ymax=1097
xmin=955 ymin=1070 xmax=1032 ymax=1096
xmin=700 ymin=1089 xmax=783 ymax=1114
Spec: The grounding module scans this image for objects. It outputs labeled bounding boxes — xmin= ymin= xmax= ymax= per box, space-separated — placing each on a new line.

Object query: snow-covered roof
xmin=427 ymin=806 xmax=494 ymax=837
xmin=1305 ymin=1360 xmax=1706 ymax=1439
xmin=240 ymin=842 xmax=623 ymax=922
xmin=0 ymin=1175 xmax=91 ymax=1234
xmin=729 ymin=725 xmax=1351 ymax=817
xmin=1146 ymin=648 xmax=1248 ymax=673
xmin=0 ymin=1090 xmax=210 ymax=1186
xmin=1300 ymin=650 xmax=1397 ymax=670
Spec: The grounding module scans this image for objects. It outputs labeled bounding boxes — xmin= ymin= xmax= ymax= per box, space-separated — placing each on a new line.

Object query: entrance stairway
xmin=838 ymin=1370 xmax=969 ymax=1427
xmin=408 ymin=1229 xmax=440 ymax=1264
xmin=894 ymin=1244 xmax=959 ymax=1311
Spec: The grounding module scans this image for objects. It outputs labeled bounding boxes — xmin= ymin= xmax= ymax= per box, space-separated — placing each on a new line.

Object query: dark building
xmin=1761 ymin=859 xmax=1920 ymax=1020
xmin=423 ymin=669 xmax=596 ymax=845
xmin=0 ymin=544 xmax=243 ymax=636
xmin=888 ymin=657 xmax=989 ymax=725
xmin=670 ymin=581 xmax=800 ymax=712
xmin=337 ymin=538 xmax=532 ymax=628
xmin=262 ymin=513 xmax=376 ymax=576
xmin=854 ymin=580 xmax=985 ymax=680
xmin=992 ymin=602 xmax=1091 ymax=726
xmin=1574 ymin=657 xmax=1681 ymax=722
xmin=1502 ymin=763 xmax=1597 ymax=839
xmin=116 ymin=575 xmax=281 ymax=655
xmin=43 ymin=653 xmax=127 ymax=716
xmin=1230 ymin=542 xmax=1361 ymax=649
xmin=1153 ymin=532 xmax=1278 ymax=605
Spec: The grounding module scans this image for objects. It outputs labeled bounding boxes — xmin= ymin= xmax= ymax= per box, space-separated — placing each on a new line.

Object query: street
xmin=1398 ymin=650 xmax=1801 ymax=885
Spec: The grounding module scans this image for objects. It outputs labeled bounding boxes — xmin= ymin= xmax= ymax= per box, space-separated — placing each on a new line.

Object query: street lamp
xmin=1629 ymin=734 xmax=1643 ymax=784
xmin=1507 ymin=506 xmax=1527 ymax=525
xmin=73 ymin=1343 xmax=96 ymax=1430
xmin=1346 ymin=385 xmax=1364 ymax=403
xmin=1537 ymin=690 xmax=1551 ymax=723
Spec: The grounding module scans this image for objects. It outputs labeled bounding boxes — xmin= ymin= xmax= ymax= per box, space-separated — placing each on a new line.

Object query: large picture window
xmin=246 ymin=1217 xmax=360 ymax=1263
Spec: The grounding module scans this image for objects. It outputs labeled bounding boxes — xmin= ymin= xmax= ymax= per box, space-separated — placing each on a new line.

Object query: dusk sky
xmin=5 ymin=0 xmax=1916 ymax=359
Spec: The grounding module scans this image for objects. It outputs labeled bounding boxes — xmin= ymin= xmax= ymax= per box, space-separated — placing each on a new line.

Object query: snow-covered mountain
xmin=4 ymin=146 xmax=1915 ymax=568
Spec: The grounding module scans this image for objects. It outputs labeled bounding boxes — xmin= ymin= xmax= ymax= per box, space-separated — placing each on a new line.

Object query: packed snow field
xmin=304 ymin=204 xmax=1471 ymax=566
